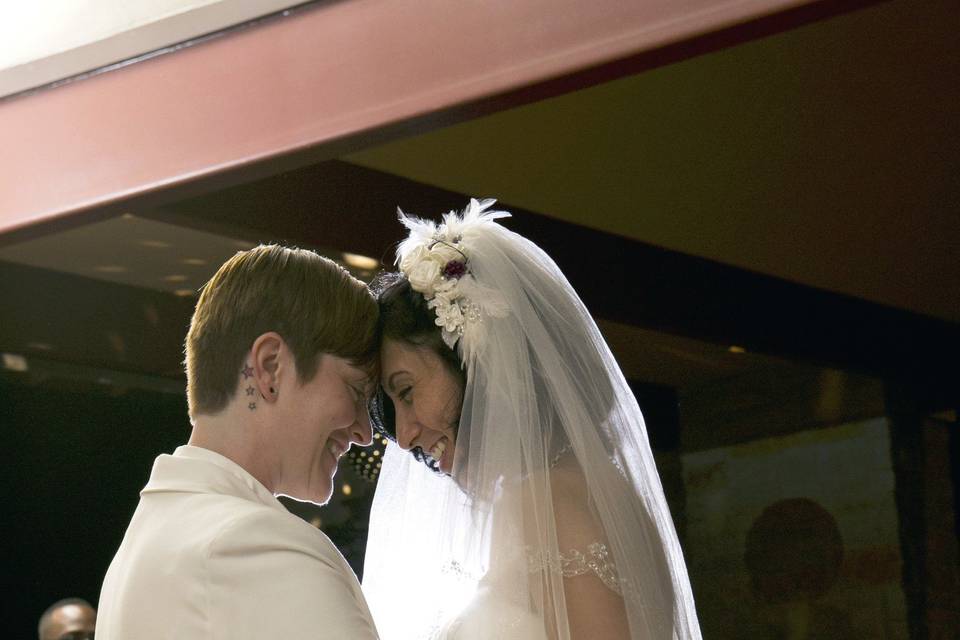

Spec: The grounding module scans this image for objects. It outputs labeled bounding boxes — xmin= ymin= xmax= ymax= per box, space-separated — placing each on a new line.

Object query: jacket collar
xmin=141 ymin=445 xmax=287 ymax=514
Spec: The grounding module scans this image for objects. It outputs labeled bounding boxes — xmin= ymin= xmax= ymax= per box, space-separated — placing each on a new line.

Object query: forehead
xmin=314 ymin=353 xmax=370 ymax=384
xmin=379 ymin=339 xmax=441 ymax=378
xmin=51 ymin=603 xmax=96 ymax=626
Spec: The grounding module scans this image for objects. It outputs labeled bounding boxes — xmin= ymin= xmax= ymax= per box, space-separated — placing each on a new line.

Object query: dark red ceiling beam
xmin=0 ymin=0 xmax=883 ymax=243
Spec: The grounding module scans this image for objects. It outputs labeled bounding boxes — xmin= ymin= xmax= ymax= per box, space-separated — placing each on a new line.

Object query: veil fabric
xmin=363 ymin=200 xmax=702 ymax=639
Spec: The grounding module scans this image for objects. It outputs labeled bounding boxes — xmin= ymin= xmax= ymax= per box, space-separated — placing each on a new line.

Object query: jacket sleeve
xmin=205 ymin=507 xmax=380 ymax=639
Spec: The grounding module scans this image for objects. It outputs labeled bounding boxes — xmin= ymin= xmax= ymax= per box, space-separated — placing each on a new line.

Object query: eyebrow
xmin=354 ymin=376 xmax=376 ymax=398
xmin=344 ymin=368 xmax=376 ymax=396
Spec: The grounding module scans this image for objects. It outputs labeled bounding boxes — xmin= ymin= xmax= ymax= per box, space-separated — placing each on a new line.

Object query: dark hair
xmin=368 ymin=271 xmax=465 ymax=472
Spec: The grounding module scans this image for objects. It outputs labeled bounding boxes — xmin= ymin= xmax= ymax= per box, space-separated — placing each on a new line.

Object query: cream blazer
xmin=97 ymin=445 xmax=379 ymax=639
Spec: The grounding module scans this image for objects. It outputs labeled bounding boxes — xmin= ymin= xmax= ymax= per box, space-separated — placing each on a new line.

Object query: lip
xmin=328 ymin=438 xmax=350 ymax=459
xmin=324 ymin=439 xmax=349 ymax=474
xmin=437 ymin=448 xmax=451 ymax=474
xmin=429 ymin=437 xmax=453 ymax=474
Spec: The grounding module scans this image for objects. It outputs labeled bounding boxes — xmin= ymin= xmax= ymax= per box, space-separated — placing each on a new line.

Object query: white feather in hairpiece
xmin=395 ymin=198 xmax=512 ymax=362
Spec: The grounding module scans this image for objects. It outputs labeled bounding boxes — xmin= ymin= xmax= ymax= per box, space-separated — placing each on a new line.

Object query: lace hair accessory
xmin=397 ymin=198 xmax=511 ymax=363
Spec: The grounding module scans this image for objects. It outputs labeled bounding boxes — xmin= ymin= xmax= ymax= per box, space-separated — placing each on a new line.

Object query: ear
xmin=249 ymin=332 xmax=286 ymax=403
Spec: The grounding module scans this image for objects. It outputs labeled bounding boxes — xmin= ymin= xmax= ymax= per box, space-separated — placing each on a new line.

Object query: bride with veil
xmin=363 ymin=199 xmax=702 ymax=639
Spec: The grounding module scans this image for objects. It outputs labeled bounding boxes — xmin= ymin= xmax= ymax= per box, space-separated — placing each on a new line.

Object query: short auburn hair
xmin=184 ymin=244 xmax=378 ymax=418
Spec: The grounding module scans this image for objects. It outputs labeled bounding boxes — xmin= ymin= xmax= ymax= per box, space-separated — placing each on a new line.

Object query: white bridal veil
xmin=363 ymin=200 xmax=701 ymax=639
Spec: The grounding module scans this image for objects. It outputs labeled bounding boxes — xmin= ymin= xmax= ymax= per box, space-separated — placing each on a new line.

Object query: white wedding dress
xmin=436 ymin=582 xmax=549 ymax=640
xmin=363 ymin=200 xmax=702 ymax=640
xmin=430 ymin=458 xmax=625 ymax=640
xmin=435 ymin=542 xmax=621 ymax=640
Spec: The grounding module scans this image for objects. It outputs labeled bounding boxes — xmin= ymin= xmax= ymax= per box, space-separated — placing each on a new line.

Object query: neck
xmin=188 ymin=402 xmax=277 ymax=493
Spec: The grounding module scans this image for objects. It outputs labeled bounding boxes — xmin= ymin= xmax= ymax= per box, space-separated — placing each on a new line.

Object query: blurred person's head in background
xmin=38 ymin=598 xmax=95 ymax=640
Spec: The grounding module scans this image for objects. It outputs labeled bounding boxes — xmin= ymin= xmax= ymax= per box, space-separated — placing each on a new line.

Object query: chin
xmin=312 ymin=487 xmax=334 ymax=506
xmin=284 ymin=485 xmax=333 ymax=506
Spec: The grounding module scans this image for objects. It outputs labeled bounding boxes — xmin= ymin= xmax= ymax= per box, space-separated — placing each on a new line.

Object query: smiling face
xmin=380 ymin=338 xmax=463 ymax=474
xmin=273 ymin=353 xmax=373 ymax=504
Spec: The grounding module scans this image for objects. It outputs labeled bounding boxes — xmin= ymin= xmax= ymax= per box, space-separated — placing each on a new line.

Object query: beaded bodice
xmin=526 ymin=542 xmax=623 ymax=595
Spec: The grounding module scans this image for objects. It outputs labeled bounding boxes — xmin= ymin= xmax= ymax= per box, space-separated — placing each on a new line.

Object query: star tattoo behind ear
xmin=248 ymin=402 xmax=257 ymax=411
xmin=241 ymin=364 xmax=254 ymax=379
xmin=245 ymin=386 xmax=255 ymax=396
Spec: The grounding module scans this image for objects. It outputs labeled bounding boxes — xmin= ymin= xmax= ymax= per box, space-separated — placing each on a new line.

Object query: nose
xmin=394 ymin=411 xmax=421 ymax=451
xmin=349 ymin=405 xmax=374 ymax=447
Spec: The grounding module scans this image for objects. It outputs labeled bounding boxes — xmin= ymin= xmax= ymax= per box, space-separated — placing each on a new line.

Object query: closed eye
xmin=397 ymin=386 xmax=412 ymax=404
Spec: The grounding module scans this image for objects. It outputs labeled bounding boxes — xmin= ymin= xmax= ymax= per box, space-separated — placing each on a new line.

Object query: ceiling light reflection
xmin=2 ymin=353 xmax=29 ymax=372
xmin=342 ymin=253 xmax=379 ymax=270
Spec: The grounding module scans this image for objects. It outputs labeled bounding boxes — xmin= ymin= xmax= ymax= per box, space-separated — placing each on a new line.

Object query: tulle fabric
xmin=363 ymin=202 xmax=701 ymax=639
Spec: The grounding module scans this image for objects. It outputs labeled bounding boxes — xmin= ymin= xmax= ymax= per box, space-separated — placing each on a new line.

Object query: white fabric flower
xmin=407 ymin=259 xmax=441 ymax=297
xmin=396 ymin=198 xmax=513 ymax=354
xmin=437 ymin=303 xmax=464 ymax=332
xmin=399 ymin=244 xmax=430 ymax=274
xmin=428 ymin=241 xmax=463 ymax=267
xmin=433 ymin=277 xmax=459 ymax=299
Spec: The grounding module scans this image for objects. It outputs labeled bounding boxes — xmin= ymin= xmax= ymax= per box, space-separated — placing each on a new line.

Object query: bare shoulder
xmin=549 ymin=451 xmax=604 ymax=550
xmin=548 ymin=453 xmax=632 ymax=638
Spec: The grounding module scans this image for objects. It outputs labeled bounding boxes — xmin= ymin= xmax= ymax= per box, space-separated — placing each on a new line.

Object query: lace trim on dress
xmin=526 ymin=542 xmax=623 ymax=595
xmin=441 ymin=559 xmax=481 ymax=582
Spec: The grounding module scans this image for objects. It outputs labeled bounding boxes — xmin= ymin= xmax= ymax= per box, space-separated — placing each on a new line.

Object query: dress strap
xmin=526 ymin=542 xmax=623 ymax=595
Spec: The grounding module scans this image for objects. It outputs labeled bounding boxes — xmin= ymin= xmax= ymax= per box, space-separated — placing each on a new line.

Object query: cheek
xmin=306 ymin=377 xmax=353 ymax=432
xmin=427 ymin=390 xmax=461 ymax=435
xmin=329 ymin=390 xmax=358 ymax=427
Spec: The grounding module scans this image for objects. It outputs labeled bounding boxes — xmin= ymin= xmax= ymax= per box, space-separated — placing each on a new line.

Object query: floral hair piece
xmin=397 ymin=198 xmax=511 ymax=360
